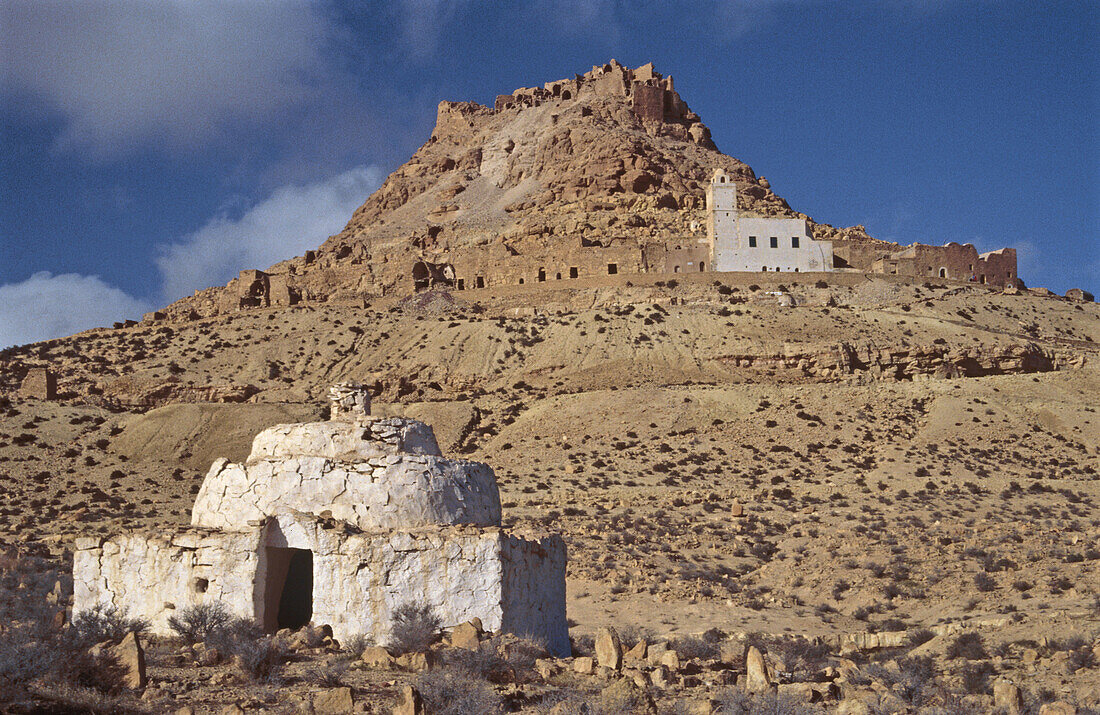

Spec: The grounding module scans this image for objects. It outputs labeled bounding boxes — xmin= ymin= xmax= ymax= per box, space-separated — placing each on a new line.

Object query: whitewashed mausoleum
xmin=73 ymin=384 xmax=569 ymax=656
xmin=707 ymin=169 xmax=834 ymax=273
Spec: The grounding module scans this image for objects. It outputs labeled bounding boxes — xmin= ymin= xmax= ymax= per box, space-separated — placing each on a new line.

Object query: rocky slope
xmin=160 ymin=60 xmax=889 ymax=317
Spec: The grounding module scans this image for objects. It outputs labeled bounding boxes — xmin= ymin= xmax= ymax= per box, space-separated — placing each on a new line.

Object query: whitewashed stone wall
xmin=192 ymin=454 xmax=500 ymax=532
xmin=73 ymin=529 xmax=261 ymax=632
xmin=75 ymin=401 xmax=567 ymax=656
xmin=500 ymin=532 xmax=570 ymax=657
xmin=707 ymin=168 xmax=833 ymax=274
xmin=73 ymin=514 xmax=569 ymax=656
xmin=247 ymin=418 xmax=440 ymax=463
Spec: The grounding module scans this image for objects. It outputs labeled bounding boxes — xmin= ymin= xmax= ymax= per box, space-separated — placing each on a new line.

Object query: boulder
xmin=312 ymin=687 xmax=354 ymax=714
xmin=360 ymin=646 xmax=395 ymax=669
xmin=535 ymin=658 xmax=559 ymax=679
xmin=393 ymin=685 xmax=424 ymax=715
xmin=573 ymin=656 xmax=595 ymax=675
xmin=396 ymin=651 xmax=435 ymax=672
xmin=111 ymin=632 xmax=147 ymax=690
xmin=835 ymin=700 xmax=872 ymax=715
xmin=650 ymin=664 xmax=672 ymax=688
xmin=744 ymin=646 xmax=772 ymax=693
xmin=600 ymin=677 xmax=656 ymax=715
xmin=660 ymin=649 xmax=681 ymax=671
xmin=595 ymin=627 xmax=623 ymax=670
xmin=646 ymin=641 xmax=668 ymax=666
xmin=778 ymin=682 xmax=820 ymax=703
xmin=993 ymin=680 xmax=1023 ymax=715
xmin=1039 ymin=703 xmax=1076 ymax=715
xmin=449 ymin=621 xmax=481 ymax=651
xmin=624 ymin=639 xmax=647 ymax=663
xmin=685 ymin=698 xmax=719 ymax=715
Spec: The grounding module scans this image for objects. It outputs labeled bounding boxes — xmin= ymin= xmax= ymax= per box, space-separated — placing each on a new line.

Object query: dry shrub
xmin=167 ymin=602 xmax=232 ymax=644
xmin=390 ymin=601 xmax=442 ymax=655
xmin=414 ymin=668 xmax=502 ymax=715
xmin=946 ymin=633 xmax=987 ymax=660
xmin=70 ymin=604 xmax=149 ymax=649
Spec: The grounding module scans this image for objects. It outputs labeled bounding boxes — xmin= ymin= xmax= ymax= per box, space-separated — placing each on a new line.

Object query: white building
xmin=73 ymin=384 xmax=569 ymax=656
xmin=707 ymin=169 xmax=833 ymax=273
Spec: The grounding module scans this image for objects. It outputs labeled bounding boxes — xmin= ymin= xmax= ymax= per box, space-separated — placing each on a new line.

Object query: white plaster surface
xmin=73 ymin=404 xmax=567 ymax=657
xmin=73 ymin=530 xmax=262 ymax=629
xmin=73 ymin=515 xmax=570 ymax=656
xmin=192 ymin=417 xmax=498 ymax=531
xmin=707 ymin=169 xmax=833 ymax=274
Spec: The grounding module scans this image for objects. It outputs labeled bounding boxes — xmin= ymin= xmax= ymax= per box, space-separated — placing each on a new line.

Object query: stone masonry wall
xmin=74 ymin=516 xmax=570 ymax=656
xmin=73 ymin=529 xmax=262 ymax=632
xmin=500 ymin=531 xmax=570 ymax=657
xmin=192 ymin=453 xmax=501 ymax=532
xmin=246 ymin=419 xmax=441 ymax=463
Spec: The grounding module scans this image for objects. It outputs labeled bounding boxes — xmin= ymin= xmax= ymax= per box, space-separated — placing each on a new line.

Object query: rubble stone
xmin=595 ymin=626 xmax=623 ymax=670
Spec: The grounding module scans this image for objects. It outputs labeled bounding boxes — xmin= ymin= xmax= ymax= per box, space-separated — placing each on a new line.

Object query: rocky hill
xmin=160 ymin=60 xmax=887 ymax=319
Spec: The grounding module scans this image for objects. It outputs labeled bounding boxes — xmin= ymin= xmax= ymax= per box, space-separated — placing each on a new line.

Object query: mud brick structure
xmin=19 ymin=367 xmax=57 ymax=400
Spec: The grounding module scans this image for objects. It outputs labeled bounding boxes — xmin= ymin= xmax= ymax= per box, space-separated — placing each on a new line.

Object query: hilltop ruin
xmin=131 ymin=60 xmax=1017 ymax=320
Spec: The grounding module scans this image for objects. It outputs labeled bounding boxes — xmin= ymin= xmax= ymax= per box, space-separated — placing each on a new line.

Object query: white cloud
xmin=0 ymin=272 xmax=152 ymax=349
xmin=155 ymin=166 xmax=383 ymax=301
xmin=0 ymin=0 xmax=339 ymax=155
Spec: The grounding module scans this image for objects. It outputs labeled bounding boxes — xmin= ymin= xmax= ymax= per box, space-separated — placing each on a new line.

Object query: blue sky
xmin=1 ymin=0 xmax=1096 ymax=347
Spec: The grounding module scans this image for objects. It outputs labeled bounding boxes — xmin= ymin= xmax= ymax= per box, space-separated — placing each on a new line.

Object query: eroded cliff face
xmin=158 ymin=61 xmax=882 ymax=318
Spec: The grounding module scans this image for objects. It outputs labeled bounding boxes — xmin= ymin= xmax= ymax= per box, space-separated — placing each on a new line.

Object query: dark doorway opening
xmin=412 ymin=262 xmax=430 ymax=291
xmin=264 ymin=547 xmax=313 ymax=631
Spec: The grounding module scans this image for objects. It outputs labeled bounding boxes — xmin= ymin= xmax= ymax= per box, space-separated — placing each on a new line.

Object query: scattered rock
xmin=535 ymin=658 xmax=559 ymax=679
xmin=993 ymin=679 xmax=1023 ymax=715
xmin=744 ymin=646 xmax=772 ymax=693
xmin=573 ymin=656 xmax=595 ymax=675
xmin=449 ymin=620 xmax=481 ymax=650
xmin=393 ymin=685 xmax=423 ymax=715
xmin=600 ymin=677 xmax=656 ymax=715
xmin=395 ymin=651 xmax=434 ymax=672
xmin=624 ymin=639 xmax=647 ymax=662
xmin=1039 ymin=703 xmax=1076 ymax=715
xmin=659 ymin=649 xmax=680 ymax=672
xmin=111 ymin=631 xmax=147 ymax=690
xmin=595 ymin=627 xmax=623 ymax=670
xmin=311 ymin=686 xmax=354 ymax=715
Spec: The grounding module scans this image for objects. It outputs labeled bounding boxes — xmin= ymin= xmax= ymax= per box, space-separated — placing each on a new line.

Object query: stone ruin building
xmin=72 ymin=383 xmax=569 ymax=656
xmin=19 ymin=367 xmax=57 ymax=400
xmin=141 ymin=60 xmax=1022 ymax=322
xmin=494 ymin=59 xmax=711 ymax=145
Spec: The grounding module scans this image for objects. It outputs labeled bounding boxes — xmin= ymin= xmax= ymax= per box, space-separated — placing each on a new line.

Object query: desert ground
xmin=1 ymin=272 xmax=1098 ymax=712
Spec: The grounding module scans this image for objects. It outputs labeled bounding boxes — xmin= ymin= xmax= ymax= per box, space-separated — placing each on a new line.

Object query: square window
xmin=748 ymin=236 xmax=757 ymax=248
xmin=791 ymin=236 xmax=800 ymax=248
xmin=769 ymin=236 xmax=778 ymax=248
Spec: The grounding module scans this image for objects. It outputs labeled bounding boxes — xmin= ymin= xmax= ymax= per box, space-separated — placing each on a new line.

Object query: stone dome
xmin=191 ymin=412 xmax=501 ymax=532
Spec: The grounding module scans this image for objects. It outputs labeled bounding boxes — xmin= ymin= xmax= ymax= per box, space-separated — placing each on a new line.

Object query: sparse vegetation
xmin=390 ymin=601 xmax=442 ymax=655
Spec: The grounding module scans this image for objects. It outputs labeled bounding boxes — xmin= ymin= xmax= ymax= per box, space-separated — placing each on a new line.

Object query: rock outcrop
xmin=153 ymin=60 xmax=880 ymax=320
